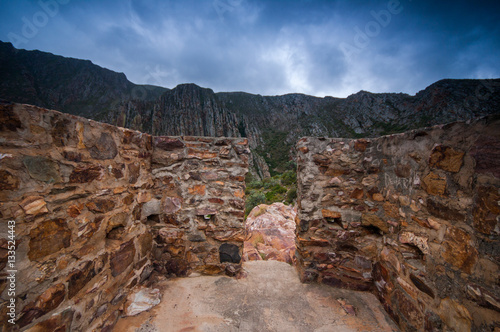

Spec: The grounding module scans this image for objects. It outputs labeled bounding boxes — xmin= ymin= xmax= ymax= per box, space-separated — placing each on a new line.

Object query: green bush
xmin=280 ymin=170 xmax=297 ymax=186
xmin=245 ymin=192 xmax=266 ymax=216
xmin=285 ymin=186 xmax=297 ymax=204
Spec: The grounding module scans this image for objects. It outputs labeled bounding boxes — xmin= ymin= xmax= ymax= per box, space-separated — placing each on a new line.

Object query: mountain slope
xmin=0 ymin=41 xmax=166 ymax=119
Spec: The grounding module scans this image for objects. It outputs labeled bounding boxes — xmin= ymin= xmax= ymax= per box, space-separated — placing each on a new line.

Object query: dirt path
xmin=114 ymin=260 xmax=399 ymax=332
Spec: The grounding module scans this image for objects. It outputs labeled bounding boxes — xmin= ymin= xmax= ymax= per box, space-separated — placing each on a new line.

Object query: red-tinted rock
xmin=89 ymin=133 xmax=118 ymax=160
xmin=67 ymin=261 xmax=96 ymax=299
xmin=28 ymin=219 xmax=71 ymax=261
xmin=471 ymin=135 xmax=500 ymax=178
xmin=86 ymin=198 xmax=116 ymax=213
xmin=23 ymin=308 xmax=74 ymax=332
xmin=429 ymin=145 xmax=465 ymax=173
xmin=128 ymin=162 xmax=140 ymax=184
xmin=354 ymin=139 xmax=369 ymax=152
xmin=0 ymin=103 xmax=22 ymax=131
xmin=69 ymin=165 xmax=103 ymax=183
xmin=442 ymin=226 xmax=478 ymax=274
xmin=154 ymin=137 xmax=185 ymax=150
xmin=110 ymin=240 xmax=136 ymax=277
xmin=426 ymin=198 xmax=464 ymax=222
xmin=422 ymin=172 xmax=447 ymax=196
xmin=473 ymin=186 xmax=500 ymax=235
xmin=0 ymin=169 xmax=19 ymax=190
xmin=394 ymin=290 xmax=423 ymax=329
xmin=187 ymin=148 xmax=217 ymax=159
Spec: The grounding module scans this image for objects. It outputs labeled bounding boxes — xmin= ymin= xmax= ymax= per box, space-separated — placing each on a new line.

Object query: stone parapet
xmin=0 ymin=102 xmax=248 ymax=331
xmin=296 ymin=115 xmax=500 ymax=331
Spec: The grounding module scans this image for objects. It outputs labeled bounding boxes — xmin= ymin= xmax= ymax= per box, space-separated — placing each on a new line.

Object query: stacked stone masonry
xmin=0 ymin=102 xmax=248 ymax=331
xmin=296 ymin=115 xmax=500 ymax=332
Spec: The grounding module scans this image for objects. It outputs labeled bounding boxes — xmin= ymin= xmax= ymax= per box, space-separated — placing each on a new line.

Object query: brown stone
xmin=154 ymin=137 xmax=185 ymax=150
xmin=442 ymin=226 xmax=478 ymax=274
xmin=188 ymin=184 xmax=206 ymax=195
xmin=322 ymin=209 xmax=341 ymax=219
xmin=23 ymin=308 xmax=74 ymax=332
xmin=36 ymin=283 xmax=66 ymax=312
xmin=313 ymin=154 xmax=331 ymax=166
xmin=219 ymin=146 xmax=231 ymax=158
xmin=348 ymin=188 xmax=364 ymax=200
xmin=19 ymin=196 xmax=48 ymax=215
xmin=394 ymin=290 xmax=423 ymax=328
xmin=298 ymin=237 xmax=330 ymax=247
xmin=67 ymin=203 xmax=84 ymax=218
xmin=361 ymin=213 xmax=389 ymax=233
xmin=429 ymin=145 xmax=465 ymax=173
xmin=187 ymin=148 xmax=217 ymax=159
xmin=0 ymin=169 xmax=19 ymax=190
xmin=89 ymin=132 xmax=118 ymax=160
xmin=298 ymin=146 xmax=309 ymax=154
xmin=229 ymin=199 xmax=245 ymax=210
xmin=110 ymin=239 xmax=136 ymax=277
xmin=209 ymin=198 xmax=224 ymax=204
xmin=409 ymin=274 xmax=434 ymax=298
xmin=29 ymin=219 xmax=71 ymax=261
xmin=395 ymin=163 xmax=412 ymax=178
xmin=0 ymin=103 xmax=22 ymax=131
xmin=62 ymin=151 xmax=82 ymax=162
xmin=354 ymin=139 xmax=369 ymax=152
xmin=111 ymin=166 xmax=124 ymax=179
xmin=399 ymin=232 xmax=429 ymax=254
xmin=473 ymin=186 xmax=500 ymax=235
xmin=426 ymin=198 xmax=464 ymax=222
xmin=128 ymin=162 xmax=140 ymax=184
xmin=422 ymin=172 xmax=447 ymax=196
xmin=471 ymin=135 xmax=500 ymax=178
xmin=86 ymin=198 xmax=116 ymax=213
xmin=372 ymin=193 xmax=384 ymax=201
xmin=69 ymin=165 xmax=103 ymax=183
xmin=68 ymin=261 xmax=95 ymax=299
xmin=18 ymin=283 xmax=66 ymax=327
xmin=438 ymin=298 xmax=472 ymax=332
xmin=383 ymin=202 xmax=399 ymax=219
xmin=234 ymin=189 xmax=245 ymax=198
xmin=23 ymin=156 xmax=61 ymax=183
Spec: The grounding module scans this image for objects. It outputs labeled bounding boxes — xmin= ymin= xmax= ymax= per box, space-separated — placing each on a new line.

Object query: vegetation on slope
xmin=244 ymin=169 xmax=297 ymax=218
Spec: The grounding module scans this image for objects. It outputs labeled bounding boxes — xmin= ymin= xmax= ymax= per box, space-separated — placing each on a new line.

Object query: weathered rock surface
xmin=113 ymin=261 xmax=399 ymax=332
xmin=0 ymin=103 xmax=248 ymax=332
xmin=296 ymin=115 xmax=500 ymax=331
xmin=243 ymin=203 xmax=296 ymax=264
xmin=124 ymin=288 xmax=161 ymax=317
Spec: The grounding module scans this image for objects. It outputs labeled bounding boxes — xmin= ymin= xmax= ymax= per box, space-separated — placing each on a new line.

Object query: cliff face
xmin=1 ymin=41 xmax=499 ymax=176
xmin=0 ymin=41 xmax=166 ymax=119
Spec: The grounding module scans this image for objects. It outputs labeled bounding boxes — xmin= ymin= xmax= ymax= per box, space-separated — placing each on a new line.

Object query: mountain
xmin=1 ymin=41 xmax=499 ymax=177
xmin=0 ymin=41 xmax=166 ymax=119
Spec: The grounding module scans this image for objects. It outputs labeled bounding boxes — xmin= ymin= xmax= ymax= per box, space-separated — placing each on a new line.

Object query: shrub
xmin=245 ymin=192 xmax=266 ymax=216
xmin=285 ymin=186 xmax=297 ymax=204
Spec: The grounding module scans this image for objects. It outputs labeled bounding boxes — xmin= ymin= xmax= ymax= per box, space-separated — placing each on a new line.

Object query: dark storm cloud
xmin=1 ymin=0 xmax=499 ymax=97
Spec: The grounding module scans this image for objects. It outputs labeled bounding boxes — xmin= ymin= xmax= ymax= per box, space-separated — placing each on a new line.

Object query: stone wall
xmin=296 ymin=115 xmax=500 ymax=331
xmin=0 ymin=102 xmax=248 ymax=331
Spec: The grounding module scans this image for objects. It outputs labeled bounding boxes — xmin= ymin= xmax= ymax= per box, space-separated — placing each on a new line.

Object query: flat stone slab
xmin=114 ymin=260 xmax=399 ymax=332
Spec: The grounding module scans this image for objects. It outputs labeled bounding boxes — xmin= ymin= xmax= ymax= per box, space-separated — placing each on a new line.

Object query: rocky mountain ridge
xmin=1 ymin=41 xmax=499 ymax=176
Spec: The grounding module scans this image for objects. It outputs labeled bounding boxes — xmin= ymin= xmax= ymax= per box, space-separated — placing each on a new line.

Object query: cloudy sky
xmin=1 ymin=0 xmax=499 ymax=97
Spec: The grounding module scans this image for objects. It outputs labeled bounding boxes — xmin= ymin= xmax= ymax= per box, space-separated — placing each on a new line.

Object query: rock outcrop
xmin=243 ymin=203 xmax=296 ymax=264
